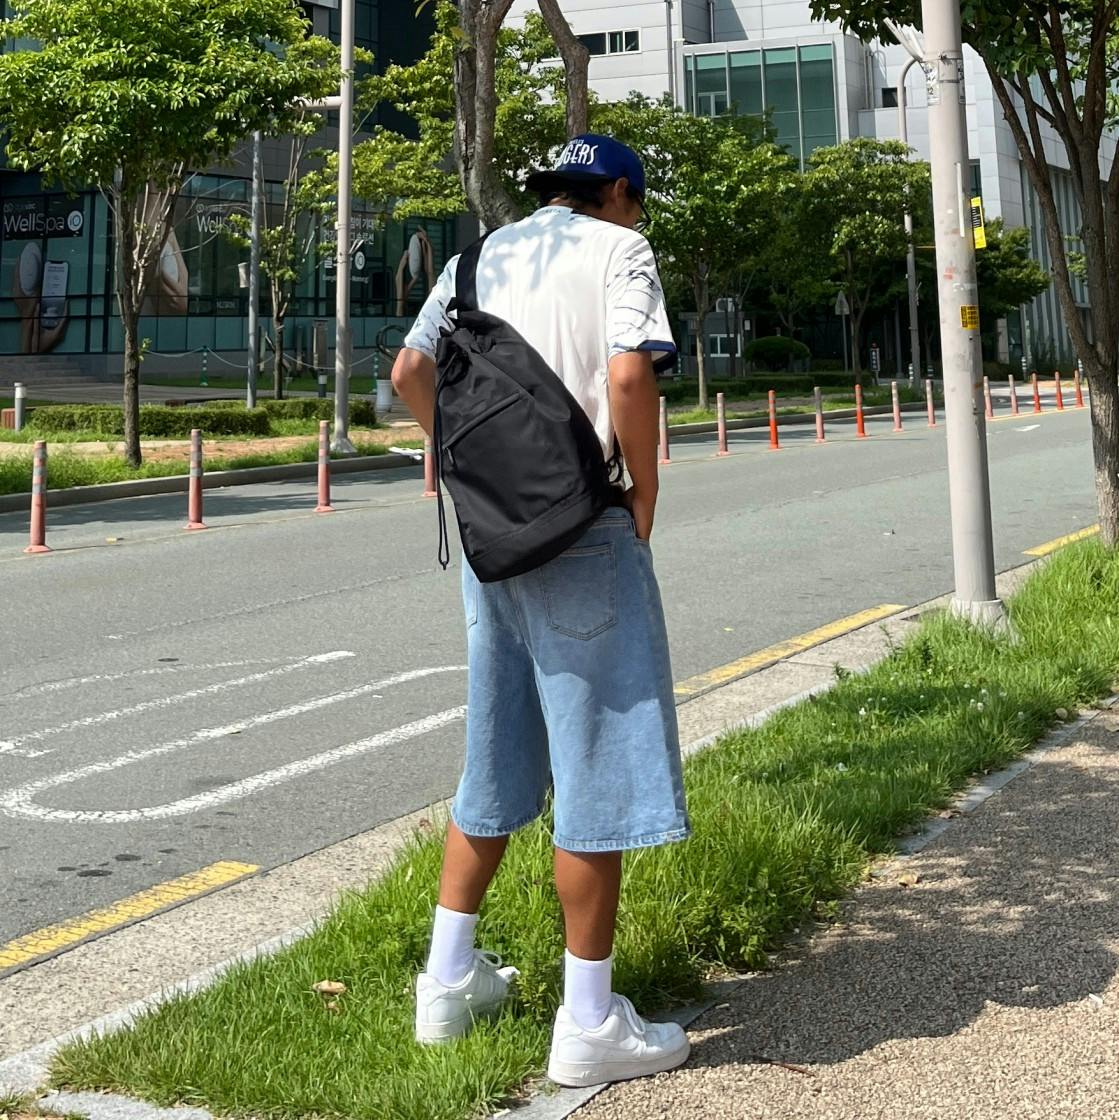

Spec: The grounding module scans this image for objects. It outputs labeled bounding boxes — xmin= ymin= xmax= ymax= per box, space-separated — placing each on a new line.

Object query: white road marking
xmin=0 ymin=667 xmax=466 ymax=821
xmin=0 ymin=652 xmax=355 ymax=758
xmin=1 ymin=658 xmax=301 ymax=700
xmin=1015 ymin=425 xmax=1041 ymax=432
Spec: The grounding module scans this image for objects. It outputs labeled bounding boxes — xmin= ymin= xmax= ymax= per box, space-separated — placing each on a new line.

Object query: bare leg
xmin=554 ymin=848 xmax=623 ymax=961
xmin=437 ymin=821 xmax=508 ymax=914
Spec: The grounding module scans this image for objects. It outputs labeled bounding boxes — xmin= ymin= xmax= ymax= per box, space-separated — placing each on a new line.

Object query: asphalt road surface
xmin=0 ymin=405 xmax=1099 ymax=949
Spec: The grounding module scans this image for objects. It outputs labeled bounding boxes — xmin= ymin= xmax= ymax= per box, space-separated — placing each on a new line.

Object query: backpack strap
xmin=451 ymin=234 xmax=490 ymax=315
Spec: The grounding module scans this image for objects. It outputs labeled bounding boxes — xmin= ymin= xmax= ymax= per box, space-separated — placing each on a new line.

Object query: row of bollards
xmin=20 ymin=374 xmax=1091 ymax=553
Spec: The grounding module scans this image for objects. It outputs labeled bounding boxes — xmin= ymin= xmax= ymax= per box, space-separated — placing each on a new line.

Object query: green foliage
xmin=808 ymin=140 xmax=929 ymax=309
xmin=24 ymin=399 xmax=377 ymax=438
xmin=756 ymin=174 xmax=837 ymax=334
xmin=0 ymin=0 xmax=339 ymax=193
xmin=974 ymin=219 xmax=1051 ymax=319
xmin=46 ymin=540 xmax=1119 ymax=1120
xmin=810 ymin=0 xmax=1119 ymax=131
xmin=27 ymin=405 xmax=271 ymax=438
xmin=353 ymin=3 xmax=568 ymax=219
xmin=743 ymin=335 xmax=812 ymax=371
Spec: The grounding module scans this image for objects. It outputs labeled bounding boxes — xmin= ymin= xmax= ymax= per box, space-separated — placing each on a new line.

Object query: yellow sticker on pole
xmin=961 ymin=305 xmax=980 ymax=330
xmin=971 ymin=196 xmax=987 ymax=250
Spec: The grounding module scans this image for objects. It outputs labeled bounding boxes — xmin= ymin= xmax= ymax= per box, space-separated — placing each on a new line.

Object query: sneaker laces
xmin=612 ymin=994 xmax=647 ymax=1037
xmin=474 ymin=949 xmax=503 ymax=970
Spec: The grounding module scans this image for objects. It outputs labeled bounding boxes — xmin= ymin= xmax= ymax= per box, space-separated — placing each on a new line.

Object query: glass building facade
xmin=683 ymin=43 xmax=839 ymax=167
xmin=0 ymin=0 xmax=448 ymax=365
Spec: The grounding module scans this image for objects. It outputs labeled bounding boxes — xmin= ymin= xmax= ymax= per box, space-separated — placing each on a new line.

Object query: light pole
xmin=889 ymin=8 xmax=1004 ymax=627
xmin=331 ymin=0 xmax=357 ymax=455
xmin=896 ymin=55 xmax=922 ymax=385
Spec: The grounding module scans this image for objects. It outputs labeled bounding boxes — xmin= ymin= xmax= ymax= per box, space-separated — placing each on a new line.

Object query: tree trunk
xmin=274 ymin=319 xmax=285 ymax=400
xmin=850 ymin=308 xmax=864 ymax=381
xmin=1087 ymin=367 xmax=1119 ymax=548
xmin=693 ymin=271 xmax=710 ymax=411
xmin=535 ymin=0 xmax=589 ymax=137
xmin=116 ymin=199 xmax=142 ymax=468
xmin=455 ymin=0 xmax=520 ymax=228
xmin=121 ymin=307 xmax=142 ymax=468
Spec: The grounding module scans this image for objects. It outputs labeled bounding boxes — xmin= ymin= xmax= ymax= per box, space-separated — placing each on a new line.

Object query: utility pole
xmin=890 ymin=7 xmax=1003 ymax=626
xmin=247 ymin=130 xmax=262 ymax=410
xmin=896 ymin=56 xmax=922 ymax=385
xmin=331 ymin=0 xmax=357 ymax=454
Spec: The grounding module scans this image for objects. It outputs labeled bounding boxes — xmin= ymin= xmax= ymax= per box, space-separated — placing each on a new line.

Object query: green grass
xmin=48 ymin=542 xmax=1119 ymax=1120
xmin=0 ymin=438 xmax=421 ymax=496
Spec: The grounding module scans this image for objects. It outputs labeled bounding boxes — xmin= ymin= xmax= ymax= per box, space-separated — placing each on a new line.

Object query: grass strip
xmin=0 ymin=439 xmax=420 ymax=497
xmin=49 ymin=542 xmax=1119 ymax=1120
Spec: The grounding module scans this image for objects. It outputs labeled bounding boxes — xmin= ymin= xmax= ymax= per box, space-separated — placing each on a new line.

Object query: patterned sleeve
xmin=604 ymin=238 xmax=677 ymax=367
xmin=402 ymin=254 xmax=459 ymax=360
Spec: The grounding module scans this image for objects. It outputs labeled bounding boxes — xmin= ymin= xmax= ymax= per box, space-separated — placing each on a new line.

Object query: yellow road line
xmin=674 ymin=603 xmax=906 ymax=700
xmin=0 ymin=860 xmax=258 ymax=972
xmin=1024 ymin=524 xmax=1100 ymax=557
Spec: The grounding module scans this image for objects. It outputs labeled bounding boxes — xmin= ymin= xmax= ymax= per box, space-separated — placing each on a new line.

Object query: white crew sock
xmin=563 ymin=949 xmax=614 ymax=1030
xmin=426 ymin=905 xmax=479 ymax=986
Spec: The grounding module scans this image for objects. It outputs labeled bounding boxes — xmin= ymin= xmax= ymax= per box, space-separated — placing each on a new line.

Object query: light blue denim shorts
xmin=453 ymin=506 xmax=691 ymax=852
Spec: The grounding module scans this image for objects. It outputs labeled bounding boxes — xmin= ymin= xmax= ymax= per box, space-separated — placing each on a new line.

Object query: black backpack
xmin=433 ymin=236 xmax=623 ymax=583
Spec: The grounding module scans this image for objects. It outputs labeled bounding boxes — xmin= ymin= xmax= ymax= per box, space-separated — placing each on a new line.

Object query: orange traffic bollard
xmin=855 ymin=383 xmax=868 ymax=438
xmin=658 ymin=396 xmax=670 ymax=465
xmin=768 ymin=389 xmax=781 ymax=450
xmin=25 ymin=440 xmax=50 ymax=554
xmin=716 ymin=392 xmax=730 ymax=456
xmin=186 ymin=429 xmax=206 ymax=530
xmin=926 ymin=378 xmax=937 ymax=427
xmin=315 ymin=420 xmax=335 ymax=513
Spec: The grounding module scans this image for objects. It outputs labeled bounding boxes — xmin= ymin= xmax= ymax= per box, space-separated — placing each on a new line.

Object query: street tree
xmin=227 ymin=119 xmax=335 ymax=400
xmin=756 ymin=175 xmax=837 ymax=339
xmin=354 ymin=4 xmax=568 ymax=221
xmin=806 ymin=138 xmax=931 ymax=377
xmin=0 ymin=0 xmax=338 ymax=466
xmin=603 ymin=96 xmax=798 ymax=410
xmin=914 ymin=218 xmax=1050 ymax=368
xmin=451 ymin=0 xmax=588 ymax=227
xmin=811 ymin=0 xmax=1119 ymax=543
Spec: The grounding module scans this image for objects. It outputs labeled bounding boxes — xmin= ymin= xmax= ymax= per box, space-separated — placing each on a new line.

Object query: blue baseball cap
xmin=527 ymin=133 xmax=646 ymax=201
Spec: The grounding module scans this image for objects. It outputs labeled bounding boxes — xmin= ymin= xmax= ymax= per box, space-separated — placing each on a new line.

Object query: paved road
xmin=0 ymin=406 xmax=1099 ymax=948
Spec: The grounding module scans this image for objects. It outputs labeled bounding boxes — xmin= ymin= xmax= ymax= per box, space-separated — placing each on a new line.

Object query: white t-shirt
xmin=403 ymin=205 xmax=676 ymax=457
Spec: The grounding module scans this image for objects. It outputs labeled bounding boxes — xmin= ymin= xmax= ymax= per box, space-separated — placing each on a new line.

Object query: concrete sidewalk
xmin=575 ymin=707 xmax=1119 ymax=1120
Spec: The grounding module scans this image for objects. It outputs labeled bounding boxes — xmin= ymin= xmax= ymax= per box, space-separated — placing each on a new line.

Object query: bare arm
xmin=608 ymin=349 xmax=659 ymax=539
xmin=391 ymin=347 xmax=437 ymax=435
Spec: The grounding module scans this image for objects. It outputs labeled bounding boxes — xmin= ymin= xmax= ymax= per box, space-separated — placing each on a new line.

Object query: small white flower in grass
xmin=1017 ymin=711 xmax=1026 ymax=719
xmin=836 ymin=762 xmax=848 ymax=772
xmin=859 ymin=707 xmax=867 ymax=717
xmin=977 ymin=702 xmax=985 ymax=712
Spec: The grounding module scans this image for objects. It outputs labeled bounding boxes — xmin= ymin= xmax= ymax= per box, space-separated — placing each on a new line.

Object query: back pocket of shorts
xmin=539 ymin=544 xmax=617 ymax=640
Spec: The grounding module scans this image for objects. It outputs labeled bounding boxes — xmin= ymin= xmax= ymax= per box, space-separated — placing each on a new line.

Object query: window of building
xmin=695 ymin=53 xmax=729 ymax=116
xmin=708 ymin=334 xmax=742 ymax=357
xmin=578 ymin=29 xmax=640 ymax=56
xmin=729 ymin=51 xmax=763 ymax=117
xmin=685 ymin=43 xmax=837 ymax=167
xmin=764 ymin=47 xmax=800 ymax=159
xmin=882 ymin=86 xmax=899 ymax=108
xmin=798 ymin=44 xmax=837 ymax=158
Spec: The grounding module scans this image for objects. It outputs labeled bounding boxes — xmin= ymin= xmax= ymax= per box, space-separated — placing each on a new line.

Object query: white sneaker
xmin=415 ymin=950 xmax=519 ymax=1044
xmin=547 ymin=993 xmax=691 ymax=1087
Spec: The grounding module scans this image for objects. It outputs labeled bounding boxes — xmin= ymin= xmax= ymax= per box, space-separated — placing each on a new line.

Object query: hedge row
xmin=203 ymin=398 xmax=378 ymax=425
xmin=659 ymin=373 xmax=859 ymax=402
xmin=25 ymin=399 xmax=377 ymax=437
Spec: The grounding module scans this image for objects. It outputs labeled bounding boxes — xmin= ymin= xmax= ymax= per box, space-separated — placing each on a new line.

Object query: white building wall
xmin=504 ymin=0 xmax=1114 ymax=359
